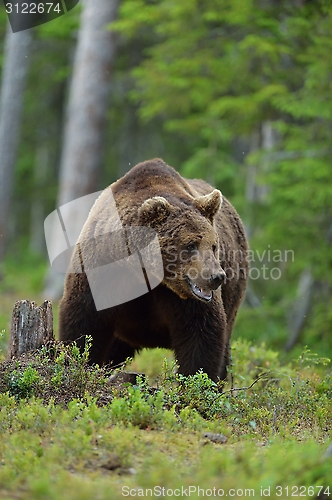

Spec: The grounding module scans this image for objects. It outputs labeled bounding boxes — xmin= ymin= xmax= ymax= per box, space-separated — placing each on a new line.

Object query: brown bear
xmin=59 ymin=158 xmax=248 ymax=381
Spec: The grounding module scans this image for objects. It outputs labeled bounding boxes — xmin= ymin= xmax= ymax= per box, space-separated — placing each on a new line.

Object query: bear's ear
xmin=194 ymin=189 xmax=222 ymax=223
xmin=138 ymin=196 xmax=173 ymax=226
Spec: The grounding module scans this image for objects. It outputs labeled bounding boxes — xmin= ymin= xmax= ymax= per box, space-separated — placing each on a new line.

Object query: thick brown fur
xmin=59 ymin=158 xmax=248 ymax=381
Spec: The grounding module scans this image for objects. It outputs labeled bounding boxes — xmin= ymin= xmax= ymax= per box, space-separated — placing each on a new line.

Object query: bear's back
xmin=111 ymin=158 xmax=198 ymax=220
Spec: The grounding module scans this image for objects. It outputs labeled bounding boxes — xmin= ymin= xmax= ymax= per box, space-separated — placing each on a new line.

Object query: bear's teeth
xmin=193 ymin=283 xmax=212 ymax=300
xmin=186 ymin=276 xmax=212 ymax=301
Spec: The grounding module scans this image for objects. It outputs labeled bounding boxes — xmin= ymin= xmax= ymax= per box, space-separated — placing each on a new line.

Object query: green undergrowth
xmin=0 ymin=339 xmax=331 ymax=499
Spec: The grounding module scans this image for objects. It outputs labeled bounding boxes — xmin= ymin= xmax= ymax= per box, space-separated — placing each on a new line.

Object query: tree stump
xmin=7 ymin=300 xmax=54 ymax=359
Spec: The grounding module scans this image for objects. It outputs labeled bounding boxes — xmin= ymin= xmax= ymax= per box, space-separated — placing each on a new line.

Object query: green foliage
xmin=36 ymin=3 xmax=80 ymax=39
xmin=50 ymin=336 xmax=92 ymax=391
xmin=0 ymin=252 xmax=47 ymax=295
xmin=0 ymin=342 xmax=331 ymax=499
xmin=113 ymin=0 xmax=332 ymax=352
xmin=0 ymin=338 xmax=109 ymax=404
xmin=6 ymin=364 xmax=40 ymax=399
xmin=113 ymin=0 xmax=293 ymax=190
xmin=0 ymin=329 xmax=4 ymax=356
xmin=128 ymin=347 xmax=174 ymax=378
xmin=109 ymin=384 xmax=178 ymax=429
xmin=114 ymin=0 xmax=287 ymax=129
xmin=296 ymin=346 xmax=330 ymax=370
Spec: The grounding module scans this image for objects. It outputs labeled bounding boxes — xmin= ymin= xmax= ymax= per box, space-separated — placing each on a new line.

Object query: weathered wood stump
xmin=6 ymin=300 xmax=144 ymax=389
xmin=7 ymin=300 xmax=54 ymax=359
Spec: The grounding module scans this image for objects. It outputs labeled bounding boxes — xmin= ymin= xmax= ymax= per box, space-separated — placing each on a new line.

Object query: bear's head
xmin=138 ymin=190 xmax=225 ymax=302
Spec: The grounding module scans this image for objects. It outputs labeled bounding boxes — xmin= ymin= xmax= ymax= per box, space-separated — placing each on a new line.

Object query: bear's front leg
xmin=169 ymin=296 xmax=228 ymax=382
xmin=59 ymin=272 xmax=116 ymax=365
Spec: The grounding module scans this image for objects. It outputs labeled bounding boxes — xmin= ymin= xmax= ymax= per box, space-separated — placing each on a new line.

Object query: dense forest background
xmin=0 ymin=0 xmax=331 ymax=358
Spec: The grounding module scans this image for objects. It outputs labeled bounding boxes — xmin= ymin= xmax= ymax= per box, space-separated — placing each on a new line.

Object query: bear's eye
xmin=186 ymin=241 xmax=198 ymax=252
xmin=212 ymin=245 xmax=217 ymax=255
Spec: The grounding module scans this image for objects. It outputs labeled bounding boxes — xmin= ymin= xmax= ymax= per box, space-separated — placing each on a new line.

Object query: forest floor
xmin=0 ymin=263 xmax=331 ymax=500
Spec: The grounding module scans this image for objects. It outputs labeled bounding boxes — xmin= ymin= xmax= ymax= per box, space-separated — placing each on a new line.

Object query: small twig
xmin=272 ymin=405 xmax=278 ymax=435
xmin=214 ymin=373 xmax=270 ymax=401
xmin=223 ymin=373 xmax=270 ymax=394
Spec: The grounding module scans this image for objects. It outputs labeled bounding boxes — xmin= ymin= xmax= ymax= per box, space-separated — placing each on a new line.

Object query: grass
xmin=0 ymin=257 xmax=331 ymax=499
xmin=0 ymin=403 xmax=330 ymax=500
xmin=0 ymin=338 xmax=331 ymax=500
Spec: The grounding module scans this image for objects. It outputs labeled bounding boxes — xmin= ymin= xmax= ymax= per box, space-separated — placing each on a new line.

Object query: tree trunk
xmin=29 ymin=145 xmax=49 ymax=255
xmin=57 ymin=0 xmax=119 ymax=206
xmin=8 ymin=300 xmax=54 ymax=359
xmin=0 ymin=24 xmax=32 ymax=266
xmin=285 ymin=268 xmax=314 ymax=351
xmin=44 ymin=0 xmax=120 ymax=299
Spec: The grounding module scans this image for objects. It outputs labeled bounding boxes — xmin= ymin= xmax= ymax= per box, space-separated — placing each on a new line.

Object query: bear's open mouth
xmin=186 ymin=277 xmax=212 ymax=302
